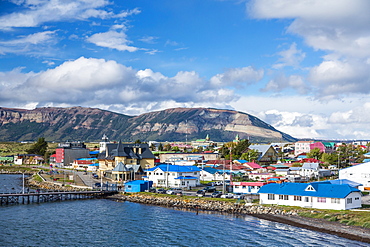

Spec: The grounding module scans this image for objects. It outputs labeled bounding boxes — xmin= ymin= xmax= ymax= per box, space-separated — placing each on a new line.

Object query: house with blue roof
xmin=146 ymin=164 xmax=200 ymax=188
xmin=258 ymin=181 xmax=362 ymax=210
xmin=124 ymin=180 xmax=153 ymax=193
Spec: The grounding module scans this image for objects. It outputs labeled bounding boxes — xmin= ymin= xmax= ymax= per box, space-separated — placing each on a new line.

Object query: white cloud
xmin=231 ymin=95 xmax=370 ymax=139
xmin=263 ymin=74 xmax=308 ymax=94
xmin=273 ymin=43 xmax=306 ymax=69
xmin=0 ymin=31 xmax=56 ymax=54
xmin=210 ymin=66 xmax=264 ymax=88
xmin=86 ymin=30 xmax=138 ymax=52
xmin=0 ymin=0 xmax=109 ymax=30
xmin=0 ymin=56 xmax=239 ymax=115
xmin=248 ymin=0 xmax=370 ymax=99
xmin=309 ymin=59 xmax=370 ymax=99
xmin=0 ymin=1 xmax=141 ymax=31
xmin=139 ymin=36 xmax=158 ymax=44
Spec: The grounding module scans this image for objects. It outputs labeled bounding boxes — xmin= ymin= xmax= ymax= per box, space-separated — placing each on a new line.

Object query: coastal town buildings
xmin=247 ymin=144 xmax=279 ymax=165
xmin=146 ymin=164 xmax=200 ymax=188
xmin=232 ymin=181 xmax=267 ymax=194
xmin=55 ymin=141 xmax=90 ymax=167
xmin=258 ymin=181 xmax=362 ymax=210
xmin=97 ymin=141 xmax=155 ymax=181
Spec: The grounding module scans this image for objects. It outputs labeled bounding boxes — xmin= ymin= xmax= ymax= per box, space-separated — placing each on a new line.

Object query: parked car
xmin=166 ymin=188 xmax=182 ymax=195
xmin=233 ymin=193 xmax=245 ymax=199
xmin=196 ymin=190 xmax=206 ymax=197
xmin=220 ymin=193 xmax=234 ymax=199
xmin=146 ymin=187 xmax=156 ymax=193
xmin=156 ymin=188 xmax=166 ymax=194
xmin=203 ymin=186 xmax=216 ymax=192
xmin=211 ymin=191 xmax=222 ymax=198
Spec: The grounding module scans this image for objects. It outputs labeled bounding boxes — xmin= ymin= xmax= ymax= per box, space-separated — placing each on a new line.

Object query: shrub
xmin=328 ymin=216 xmax=338 ymax=222
xmin=346 ymin=221 xmax=356 ymax=226
xmin=362 ymin=222 xmax=370 ymax=228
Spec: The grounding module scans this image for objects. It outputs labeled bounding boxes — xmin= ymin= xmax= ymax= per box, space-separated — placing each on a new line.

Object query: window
xmin=268 ymin=194 xmax=275 ymax=200
xmin=355 ymin=197 xmax=360 ymax=200
xmin=294 ymin=196 xmax=302 ymax=201
xmin=279 ymin=195 xmax=283 ymax=200
xmin=304 ymin=197 xmax=309 ymax=202
xmin=317 ymin=198 xmax=326 ymax=203
xmin=347 ymin=198 xmax=352 ymax=204
xmin=284 ymin=195 xmax=289 ymax=200
xmin=331 ymin=198 xmax=340 ymax=204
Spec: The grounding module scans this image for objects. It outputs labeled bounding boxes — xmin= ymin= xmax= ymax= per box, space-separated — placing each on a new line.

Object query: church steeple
xmin=205 ymin=134 xmax=210 ymax=141
xmin=99 ymin=134 xmax=109 ymax=153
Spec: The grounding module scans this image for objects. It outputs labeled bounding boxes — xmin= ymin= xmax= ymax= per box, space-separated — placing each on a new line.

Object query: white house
xmin=258 ymin=181 xmax=362 ymax=210
xmin=146 ymin=164 xmax=200 ymax=188
xmin=299 ymin=163 xmax=320 ymax=179
xmin=232 ymin=182 xmax=267 ymax=194
xmin=294 ymin=141 xmax=314 ymax=156
xmin=339 ymin=162 xmax=370 ymax=191
xmin=248 ymin=172 xmax=275 ymax=181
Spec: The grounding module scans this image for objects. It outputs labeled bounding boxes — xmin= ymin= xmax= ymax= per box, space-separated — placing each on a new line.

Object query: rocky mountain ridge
xmin=0 ymin=106 xmax=297 ymax=142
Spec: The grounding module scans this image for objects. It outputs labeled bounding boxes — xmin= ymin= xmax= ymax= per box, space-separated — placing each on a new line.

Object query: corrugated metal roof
xmin=258 ymin=182 xmax=360 ymax=198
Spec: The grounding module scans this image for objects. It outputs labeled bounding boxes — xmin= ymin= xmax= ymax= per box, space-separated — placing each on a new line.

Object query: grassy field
xmin=0 ymin=142 xmax=59 ymax=156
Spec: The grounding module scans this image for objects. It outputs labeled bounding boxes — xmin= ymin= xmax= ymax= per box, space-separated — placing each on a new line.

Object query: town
xmin=1 ymin=134 xmax=369 ymax=211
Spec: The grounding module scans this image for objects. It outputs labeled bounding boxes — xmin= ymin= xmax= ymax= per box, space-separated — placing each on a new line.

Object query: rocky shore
xmin=109 ymin=193 xmax=370 ymax=244
xmin=26 ymin=178 xmax=88 ymax=192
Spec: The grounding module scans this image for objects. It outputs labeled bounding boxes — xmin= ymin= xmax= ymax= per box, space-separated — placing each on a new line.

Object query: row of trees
xmin=306 ymin=143 xmax=366 ymax=168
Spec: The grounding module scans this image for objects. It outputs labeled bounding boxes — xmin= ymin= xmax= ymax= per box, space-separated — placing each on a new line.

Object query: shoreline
xmin=109 ymin=193 xmax=370 ymax=244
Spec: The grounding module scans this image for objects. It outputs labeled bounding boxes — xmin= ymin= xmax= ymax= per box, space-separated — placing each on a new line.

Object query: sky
xmin=1 ymin=0 xmax=370 ymax=140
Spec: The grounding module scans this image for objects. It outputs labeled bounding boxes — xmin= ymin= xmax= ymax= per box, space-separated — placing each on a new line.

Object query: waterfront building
xmin=55 ymin=141 xmax=90 ymax=167
xmin=259 ymin=181 xmax=362 ymax=210
xmin=146 ymin=164 xmax=200 ymax=188
xmin=124 ymin=180 xmax=153 ymax=193
xmin=14 ymin=154 xmax=44 ymax=165
xmin=232 ymin=181 xmax=267 ymax=194
xmin=97 ymin=141 xmax=155 ymax=181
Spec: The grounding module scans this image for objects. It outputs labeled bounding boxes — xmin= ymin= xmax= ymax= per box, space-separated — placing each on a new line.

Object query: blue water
xmin=0 ymin=174 xmax=369 ymax=247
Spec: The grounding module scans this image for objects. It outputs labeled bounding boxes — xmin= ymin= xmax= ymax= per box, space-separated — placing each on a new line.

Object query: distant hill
xmin=0 ymin=106 xmax=297 ymax=143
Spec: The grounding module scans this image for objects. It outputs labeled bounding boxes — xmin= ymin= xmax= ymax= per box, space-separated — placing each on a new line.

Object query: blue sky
xmin=1 ymin=0 xmax=370 ymax=140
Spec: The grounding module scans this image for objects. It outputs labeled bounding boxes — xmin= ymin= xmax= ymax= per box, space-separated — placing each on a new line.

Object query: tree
xmin=27 ymin=137 xmax=48 ymax=156
xmin=163 ymin=143 xmax=172 ymax=151
xmin=306 ymin=148 xmax=323 ymax=160
xmin=158 ymin=143 xmax=163 ymax=151
xmin=220 ymin=139 xmax=250 ymax=159
xmin=240 ymin=149 xmax=259 ymax=162
xmin=134 ymin=139 xmax=142 ymax=144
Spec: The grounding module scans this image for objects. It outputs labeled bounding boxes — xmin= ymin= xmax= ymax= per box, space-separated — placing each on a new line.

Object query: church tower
xmin=99 ymin=134 xmax=109 ymax=153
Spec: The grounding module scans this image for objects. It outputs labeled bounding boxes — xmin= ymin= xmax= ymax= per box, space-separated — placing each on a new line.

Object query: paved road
xmin=76 ymin=171 xmax=102 ymax=188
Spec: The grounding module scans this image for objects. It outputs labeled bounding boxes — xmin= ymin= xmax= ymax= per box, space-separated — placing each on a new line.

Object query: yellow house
xmin=97 ymin=141 xmax=155 ymax=181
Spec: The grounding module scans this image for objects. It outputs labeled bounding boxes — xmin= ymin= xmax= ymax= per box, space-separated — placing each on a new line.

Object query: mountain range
xmin=0 ymin=106 xmax=297 ymax=143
